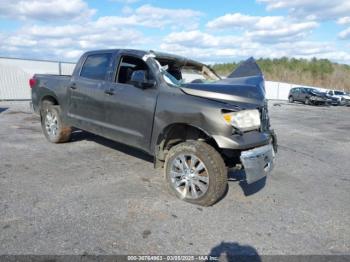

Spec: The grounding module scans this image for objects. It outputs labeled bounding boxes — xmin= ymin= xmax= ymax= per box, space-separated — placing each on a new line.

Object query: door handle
xmin=104 ymin=89 xmax=115 ymax=95
xmin=70 ymin=83 xmax=77 ymax=90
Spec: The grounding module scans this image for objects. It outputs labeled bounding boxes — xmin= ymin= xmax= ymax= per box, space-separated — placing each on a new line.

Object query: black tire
xmin=288 ymin=96 xmax=294 ymax=103
xmin=40 ymin=101 xmax=72 ymax=143
xmin=305 ymin=97 xmax=310 ymax=105
xmin=164 ymin=141 xmax=227 ymax=206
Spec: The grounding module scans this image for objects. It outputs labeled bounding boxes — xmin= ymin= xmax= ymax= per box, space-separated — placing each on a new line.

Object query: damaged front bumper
xmin=240 ymin=143 xmax=276 ymax=184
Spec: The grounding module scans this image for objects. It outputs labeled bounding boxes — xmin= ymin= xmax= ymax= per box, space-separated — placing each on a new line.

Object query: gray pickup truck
xmin=31 ymin=49 xmax=277 ymax=206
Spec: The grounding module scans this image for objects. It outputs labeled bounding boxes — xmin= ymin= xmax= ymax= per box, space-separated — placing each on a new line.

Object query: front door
xmin=103 ymin=54 xmax=158 ymax=152
xmin=67 ymin=52 xmax=113 ymax=134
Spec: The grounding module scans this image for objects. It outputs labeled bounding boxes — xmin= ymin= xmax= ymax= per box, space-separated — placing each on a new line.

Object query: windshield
xmin=181 ymin=66 xmax=220 ymax=83
xmin=161 ymin=69 xmax=182 ymax=87
xmin=161 ymin=65 xmax=220 ymax=87
xmin=306 ymin=88 xmax=319 ymax=93
xmin=153 ymin=56 xmax=220 ymax=87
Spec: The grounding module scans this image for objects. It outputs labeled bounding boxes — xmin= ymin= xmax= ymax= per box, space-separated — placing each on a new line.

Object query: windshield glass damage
xmin=147 ymin=52 xmax=221 ymax=87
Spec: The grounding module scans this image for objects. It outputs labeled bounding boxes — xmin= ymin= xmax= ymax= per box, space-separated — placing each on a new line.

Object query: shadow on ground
xmin=273 ymin=101 xmax=331 ymax=107
xmin=209 ymin=242 xmax=261 ymax=262
xmin=70 ymin=129 xmax=266 ymax=197
xmin=70 ymin=129 xmax=153 ymax=163
xmin=228 ymin=168 xmax=266 ymax=196
xmin=0 ymin=107 xmax=8 ymax=114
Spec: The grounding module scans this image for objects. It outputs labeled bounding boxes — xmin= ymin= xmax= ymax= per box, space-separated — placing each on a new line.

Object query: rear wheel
xmin=288 ymin=96 xmax=294 ymax=103
xmin=164 ymin=141 xmax=227 ymax=206
xmin=40 ymin=101 xmax=72 ymax=143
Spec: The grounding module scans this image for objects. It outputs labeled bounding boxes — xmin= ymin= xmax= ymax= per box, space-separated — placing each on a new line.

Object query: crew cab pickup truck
xmin=31 ymin=49 xmax=277 ymax=206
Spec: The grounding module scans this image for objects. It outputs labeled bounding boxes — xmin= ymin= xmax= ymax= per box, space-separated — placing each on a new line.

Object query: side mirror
xmin=130 ymin=70 xmax=155 ymax=89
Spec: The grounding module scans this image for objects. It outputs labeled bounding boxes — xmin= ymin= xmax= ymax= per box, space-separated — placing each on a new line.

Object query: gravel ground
xmin=0 ymin=100 xmax=349 ymax=257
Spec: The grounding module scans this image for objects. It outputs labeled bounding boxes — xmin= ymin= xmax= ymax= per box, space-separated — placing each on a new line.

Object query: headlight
xmin=223 ymin=109 xmax=261 ymax=132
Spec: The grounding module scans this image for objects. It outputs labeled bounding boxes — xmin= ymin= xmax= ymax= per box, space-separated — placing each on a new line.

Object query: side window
xmin=80 ymin=53 xmax=112 ymax=80
xmin=116 ymin=55 xmax=154 ymax=84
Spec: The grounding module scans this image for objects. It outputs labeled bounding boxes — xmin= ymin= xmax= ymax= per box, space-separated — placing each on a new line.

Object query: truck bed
xmin=31 ymin=74 xmax=72 ymax=113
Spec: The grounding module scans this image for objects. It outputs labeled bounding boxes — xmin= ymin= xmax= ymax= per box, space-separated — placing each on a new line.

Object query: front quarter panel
xmin=150 ymin=86 xmax=233 ymax=152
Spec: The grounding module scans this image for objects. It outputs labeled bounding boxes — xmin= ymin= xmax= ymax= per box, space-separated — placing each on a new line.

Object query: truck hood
xmin=180 ymin=58 xmax=266 ymax=106
xmin=311 ymin=90 xmax=328 ymax=98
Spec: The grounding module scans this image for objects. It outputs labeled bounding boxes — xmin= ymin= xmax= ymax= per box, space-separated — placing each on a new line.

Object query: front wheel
xmin=288 ymin=96 xmax=294 ymax=103
xmin=164 ymin=141 xmax=227 ymax=206
xmin=40 ymin=101 xmax=72 ymax=143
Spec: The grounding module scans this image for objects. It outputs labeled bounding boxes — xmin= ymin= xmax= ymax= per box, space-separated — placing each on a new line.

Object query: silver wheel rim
xmin=169 ymin=154 xmax=209 ymax=199
xmin=45 ymin=110 xmax=58 ymax=138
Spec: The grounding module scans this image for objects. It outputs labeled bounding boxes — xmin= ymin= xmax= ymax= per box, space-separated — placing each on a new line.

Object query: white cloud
xmin=23 ymin=25 xmax=84 ymax=38
xmin=257 ymin=0 xmax=350 ymax=21
xmin=339 ymin=28 xmax=350 ymax=39
xmin=0 ymin=1 xmax=349 ymax=65
xmin=1 ymin=24 xmax=146 ymax=60
xmin=206 ymin=13 xmax=318 ymax=42
xmin=255 ymin=1 xmax=350 ymax=43
xmin=0 ymin=4 xmax=203 ymax=60
xmin=207 ymin=13 xmax=257 ymax=29
xmin=95 ymin=4 xmax=203 ymax=29
xmin=245 ymin=20 xmax=318 ymax=42
xmin=0 ymin=0 xmax=95 ymax=21
xmin=337 ymin=17 xmax=350 ymax=39
xmin=163 ymin=30 xmax=243 ymax=48
xmin=109 ymin=0 xmax=139 ymax=3
xmin=160 ymin=30 xmax=350 ymax=64
xmin=337 ymin=17 xmax=350 ymax=25
xmin=337 ymin=16 xmax=350 ymax=40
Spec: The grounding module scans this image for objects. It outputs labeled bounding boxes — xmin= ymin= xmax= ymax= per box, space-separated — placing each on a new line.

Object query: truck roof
xmin=83 ymin=49 xmax=206 ymax=68
xmin=83 ymin=48 xmax=148 ymax=57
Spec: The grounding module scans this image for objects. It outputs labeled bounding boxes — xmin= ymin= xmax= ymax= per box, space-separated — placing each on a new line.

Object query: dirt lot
xmin=0 ymin=101 xmax=349 ymax=256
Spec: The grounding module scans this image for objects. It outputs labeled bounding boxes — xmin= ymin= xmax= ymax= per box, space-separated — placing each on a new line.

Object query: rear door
xmin=67 ymin=52 xmax=114 ymax=133
xmin=293 ymin=88 xmax=300 ymax=101
xmin=298 ymin=88 xmax=307 ymax=101
xmin=103 ymin=54 xmax=159 ymax=151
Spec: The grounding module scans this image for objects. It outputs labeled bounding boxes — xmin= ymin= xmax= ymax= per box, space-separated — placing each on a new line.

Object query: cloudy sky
xmin=0 ymin=0 xmax=350 ymax=64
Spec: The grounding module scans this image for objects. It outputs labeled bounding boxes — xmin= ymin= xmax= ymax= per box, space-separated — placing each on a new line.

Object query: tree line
xmin=212 ymin=57 xmax=350 ymax=91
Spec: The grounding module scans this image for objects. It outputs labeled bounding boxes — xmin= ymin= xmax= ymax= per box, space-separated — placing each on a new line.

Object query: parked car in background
xmin=288 ymin=87 xmax=332 ymax=105
xmin=326 ymin=90 xmax=350 ymax=106
xmin=346 ymin=92 xmax=350 ymax=106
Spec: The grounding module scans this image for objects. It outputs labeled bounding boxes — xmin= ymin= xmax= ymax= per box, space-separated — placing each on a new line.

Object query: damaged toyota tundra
xmin=30 ymin=49 xmax=277 ymax=206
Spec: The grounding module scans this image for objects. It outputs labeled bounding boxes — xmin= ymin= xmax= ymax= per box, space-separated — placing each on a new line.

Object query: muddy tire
xmin=288 ymin=96 xmax=294 ymax=103
xmin=40 ymin=101 xmax=72 ymax=143
xmin=164 ymin=141 xmax=227 ymax=206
